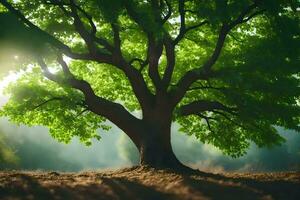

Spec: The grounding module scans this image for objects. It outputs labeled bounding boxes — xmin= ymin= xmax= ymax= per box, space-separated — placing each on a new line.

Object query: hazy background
xmin=1 ymin=116 xmax=299 ymax=172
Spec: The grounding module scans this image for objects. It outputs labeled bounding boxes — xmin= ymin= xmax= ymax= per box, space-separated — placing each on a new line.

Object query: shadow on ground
xmin=0 ymin=167 xmax=299 ymax=200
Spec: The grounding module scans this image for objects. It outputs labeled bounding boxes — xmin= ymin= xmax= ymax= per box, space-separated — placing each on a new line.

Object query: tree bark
xmin=138 ymin=128 xmax=182 ymax=169
xmin=129 ymin=110 xmax=186 ymax=170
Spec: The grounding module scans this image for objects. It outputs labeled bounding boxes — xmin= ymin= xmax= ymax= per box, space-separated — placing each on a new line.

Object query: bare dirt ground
xmin=0 ymin=166 xmax=299 ymax=200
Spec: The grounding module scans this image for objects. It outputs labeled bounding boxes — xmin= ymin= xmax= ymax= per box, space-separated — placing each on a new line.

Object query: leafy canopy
xmin=0 ymin=0 xmax=299 ymax=157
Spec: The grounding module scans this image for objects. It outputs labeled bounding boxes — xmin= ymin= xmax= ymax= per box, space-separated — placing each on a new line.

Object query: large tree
xmin=0 ymin=0 xmax=299 ymax=169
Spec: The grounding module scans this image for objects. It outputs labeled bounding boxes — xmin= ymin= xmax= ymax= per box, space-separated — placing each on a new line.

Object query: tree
xmin=0 ymin=0 xmax=299 ymax=169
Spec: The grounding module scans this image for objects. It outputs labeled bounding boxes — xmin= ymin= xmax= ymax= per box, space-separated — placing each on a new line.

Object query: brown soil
xmin=0 ymin=166 xmax=299 ymax=200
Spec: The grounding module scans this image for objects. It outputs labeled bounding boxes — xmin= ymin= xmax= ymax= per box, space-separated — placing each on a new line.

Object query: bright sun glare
xmin=0 ymin=71 xmax=21 ymax=94
xmin=0 ymin=55 xmax=73 ymax=95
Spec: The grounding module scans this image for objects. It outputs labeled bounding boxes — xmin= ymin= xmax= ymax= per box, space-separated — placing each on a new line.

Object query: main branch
xmin=37 ymin=56 xmax=143 ymax=147
xmin=1 ymin=0 xmax=155 ymax=113
xmin=171 ymin=1 xmax=264 ymax=106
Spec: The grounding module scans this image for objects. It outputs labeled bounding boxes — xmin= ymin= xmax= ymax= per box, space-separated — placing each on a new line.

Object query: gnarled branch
xmin=162 ymin=37 xmax=175 ymax=88
xmin=161 ymin=0 xmax=172 ymax=24
xmin=0 ymin=0 xmax=99 ymax=61
xmin=36 ymin=56 xmax=142 ymax=145
xmin=171 ymin=1 xmax=265 ymax=106
xmin=178 ymin=100 xmax=237 ymax=116
xmin=147 ymin=35 xmax=163 ymax=89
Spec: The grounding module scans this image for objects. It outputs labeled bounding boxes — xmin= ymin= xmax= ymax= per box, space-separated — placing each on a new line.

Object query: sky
xmin=0 ymin=73 xmax=299 ymax=173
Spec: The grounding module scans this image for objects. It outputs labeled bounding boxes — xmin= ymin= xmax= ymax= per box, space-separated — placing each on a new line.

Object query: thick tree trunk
xmin=130 ymin=112 xmax=187 ymax=170
xmin=109 ymin=94 xmax=190 ymax=171
xmin=138 ymin=129 xmax=183 ymax=169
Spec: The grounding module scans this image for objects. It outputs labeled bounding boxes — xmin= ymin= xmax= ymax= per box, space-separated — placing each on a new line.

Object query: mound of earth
xmin=0 ymin=166 xmax=299 ymax=200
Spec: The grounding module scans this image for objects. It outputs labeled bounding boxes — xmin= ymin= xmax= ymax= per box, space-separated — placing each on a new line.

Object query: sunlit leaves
xmin=69 ymin=60 xmax=140 ymax=111
xmin=0 ymin=68 xmax=108 ymax=145
xmin=174 ymin=1 xmax=299 ymax=157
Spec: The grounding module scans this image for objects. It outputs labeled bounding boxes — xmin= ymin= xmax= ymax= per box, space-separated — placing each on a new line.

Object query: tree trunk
xmin=139 ymin=129 xmax=183 ymax=169
xmin=112 ymin=97 xmax=190 ymax=171
xmin=132 ymin=115 xmax=186 ymax=170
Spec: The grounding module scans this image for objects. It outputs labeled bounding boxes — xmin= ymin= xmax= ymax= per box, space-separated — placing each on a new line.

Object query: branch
xmin=228 ymin=33 xmax=245 ymax=42
xmin=170 ymin=25 xmax=227 ymax=105
xmin=44 ymin=0 xmax=115 ymax=61
xmin=56 ymin=3 xmax=153 ymax=111
xmin=129 ymin=58 xmax=148 ymax=72
xmin=124 ymin=2 xmax=151 ymax=34
xmin=243 ymin=9 xmax=265 ymax=23
xmin=171 ymin=2 xmax=264 ymax=105
xmin=56 ymin=54 xmax=72 ymax=76
xmin=173 ymin=0 xmax=208 ymax=45
xmin=37 ymin=57 xmax=60 ymax=82
xmin=111 ymin=23 xmax=122 ymax=56
xmin=68 ymin=0 xmax=98 ymax=54
xmin=43 ymin=0 xmax=70 ymax=16
xmin=229 ymin=2 xmax=264 ymax=28
xmin=0 ymin=0 xmax=97 ymax=61
xmin=44 ymin=0 xmax=115 ymax=53
xmin=197 ymin=24 xmax=230 ymax=74
xmin=147 ymin=35 xmax=163 ymax=89
xmin=187 ymin=86 xmax=226 ymax=91
xmin=173 ymin=0 xmax=185 ymax=45
xmin=174 ymin=20 xmax=208 ymax=45
xmin=202 ymin=2 xmax=265 ymax=73
xmin=75 ymin=108 xmax=89 ymax=118
xmin=2 ymin=0 xmax=154 ymax=111
xmin=36 ymin=56 xmax=142 ymax=145
xmin=122 ymin=1 xmax=174 ymax=103
xmin=32 ymin=97 xmax=63 ymax=110
xmin=178 ymin=100 xmax=237 ymax=116
xmin=73 ymin=2 xmax=97 ymax=36
xmin=197 ymin=113 xmax=215 ymax=133
xmin=67 ymin=5 xmax=154 ymax=112
xmin=170 ymin=69 xmax=210 ymax=106
xmin=161 ymin=0 xmax=172 ymax=24
xmin=1 ymin=0 xmax=155 ymax=144
xmin=162 ymin=37 xmax=175 ymax=88
xmin=212 ymin=110 xmax=247 ymax=130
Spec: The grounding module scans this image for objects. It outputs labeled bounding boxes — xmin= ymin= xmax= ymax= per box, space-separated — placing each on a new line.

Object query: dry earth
xmin=0 ymin=166 xmax=299 ymax=200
